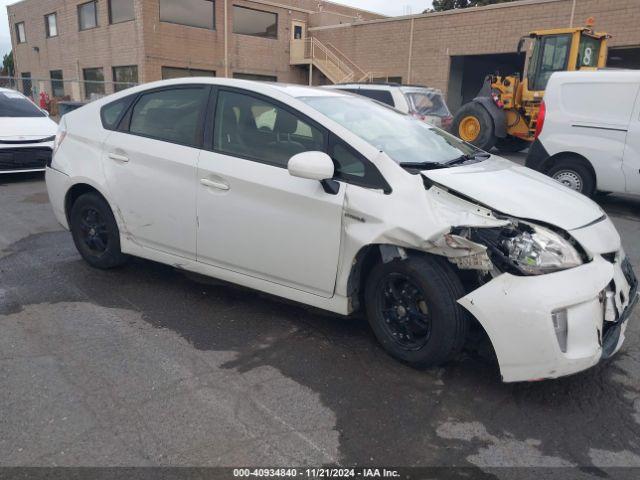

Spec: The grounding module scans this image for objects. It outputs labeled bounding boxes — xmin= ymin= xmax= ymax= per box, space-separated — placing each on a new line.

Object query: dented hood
xmin=422 ymin=157 xmax=603 ymax=231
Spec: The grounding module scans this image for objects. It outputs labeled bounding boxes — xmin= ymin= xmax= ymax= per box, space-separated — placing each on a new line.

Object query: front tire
xmin=364 ymin=254 xmax=468 ymax=368
xmin=452 ymin=102 xmax=496 ymax=151
xmin=547 ymin=158 xmax=596 ymax=197
xmin=69 ymin=192 xmax=128 ymax=269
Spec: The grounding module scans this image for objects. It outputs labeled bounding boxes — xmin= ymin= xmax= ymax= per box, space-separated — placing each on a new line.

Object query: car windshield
xmin=300 ymin=95 xmax=479 ymax=165
xmin=403 ymin=90 xmax=451 ymax=117
xmin=0 ymin=91 xmax=45 ymax=118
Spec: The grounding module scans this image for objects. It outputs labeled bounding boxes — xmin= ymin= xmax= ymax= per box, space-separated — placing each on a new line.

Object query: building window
xmin=109 ymin=0 xmax=134 ymax=24
xmin=112 ymin=65 xmax=138 ymax=92
xmin=78 ymin=1 xmax=98 ymax=31
xmin=233 ymin=6 xmax=277 ymax=39
xmin=45 ymin=13 xmax=58 ymax=38
xmin=21 ymin=72 xmax=32 ymax=97
xmin=233 ymin=72 xmax=277 ymax=82
xmin=160 ymin=0 xmax=215 ymax=30
xmin=15 ymin=22 xmax=26 ymax=43
xmin=50 ymin=70 xmax=65 ymax=97
xmin=161 ymin=66 xmax=215 ymax=79
xmin=83 ymin=68 xmax=105 ymax=99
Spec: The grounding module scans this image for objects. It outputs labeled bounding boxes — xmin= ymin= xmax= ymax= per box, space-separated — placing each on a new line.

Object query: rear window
xmin=0 ymin=91 xmax=45 ymax=118
xmin=356 ymin=89 xmax=395 ymax=107
xmin=404 ymin=90 xmax=451 ymax=117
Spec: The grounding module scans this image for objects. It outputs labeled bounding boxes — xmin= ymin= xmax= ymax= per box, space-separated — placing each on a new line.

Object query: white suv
xmin=46 ymin=78 xmax=637 ymax=382
xmin=325 ymin=83 xmax=453 ymax=130
xmin=527 ymin=70 xmax=640 ymax=197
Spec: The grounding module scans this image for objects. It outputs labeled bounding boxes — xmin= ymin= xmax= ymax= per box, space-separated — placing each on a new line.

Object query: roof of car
xmin=0 ymin=87 xmax=24 ymax=94
xmin=101 ymin=77 xmax=351 ymax=103
xmin=328 ymin=83 xmax=443 ymax=93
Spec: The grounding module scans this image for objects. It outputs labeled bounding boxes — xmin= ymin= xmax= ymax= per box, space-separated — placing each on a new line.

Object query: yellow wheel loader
xmin=452 ymin=19 xmax=610 ymax=153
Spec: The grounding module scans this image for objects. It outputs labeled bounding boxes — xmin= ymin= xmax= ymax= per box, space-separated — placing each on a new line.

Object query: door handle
xmin=200 ymin=178 xmax=230 ymax=191
xmin=108 ymin=152 xmax=129 ymax=163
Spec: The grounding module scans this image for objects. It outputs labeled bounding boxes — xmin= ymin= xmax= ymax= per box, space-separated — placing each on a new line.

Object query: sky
xmin=0 ymin=0 xmax=434 ymax=58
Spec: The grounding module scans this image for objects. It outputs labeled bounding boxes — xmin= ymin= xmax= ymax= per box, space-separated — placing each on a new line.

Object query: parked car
xmin=527 ymin=70 xmax=640 ymax=197
xmin=0 ymin=88 xmax=57 ymax=174
xmin=46 ymin=78 xmax=637 ymax=382
xmin=57 ymin=101 xmax=87 ymax=117
xmin=325 ymin=83 xmax=453 ymax=130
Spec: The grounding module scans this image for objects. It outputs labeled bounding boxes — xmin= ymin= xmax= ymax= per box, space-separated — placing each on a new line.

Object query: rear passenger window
xmin=357 ymin=89 xmax=395 ymax=107
xmin=214 ymin=90 xmax=325 ymax=167
xmin=129 ymin=87 xmax=208 ymax=146
xmin=101 ymin=97 xmax=133 ymax=130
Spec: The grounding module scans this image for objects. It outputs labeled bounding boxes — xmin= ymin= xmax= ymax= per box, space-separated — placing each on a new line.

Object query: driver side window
xmin=529 ymin=34 xmax=572 ymax=91
xmin=213 ymin=90 xmax=325 ymax=167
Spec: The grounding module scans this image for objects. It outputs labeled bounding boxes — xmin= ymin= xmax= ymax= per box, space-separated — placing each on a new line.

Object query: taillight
xmin=534 ymin=100 xmax=546 ymax=139
xmin=410 ymin=112 xmax=427 ymax=122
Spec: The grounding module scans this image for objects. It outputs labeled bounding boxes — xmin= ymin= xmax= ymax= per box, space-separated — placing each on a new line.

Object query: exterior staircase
xmin=290 ymin=37 xmax=373 ymax=84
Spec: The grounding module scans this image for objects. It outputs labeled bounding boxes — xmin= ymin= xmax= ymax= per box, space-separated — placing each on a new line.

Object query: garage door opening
xmin=608 ymin=46 xmax=640 ymax=69
xmin=447 ymin=52 xmax=525 ymax=113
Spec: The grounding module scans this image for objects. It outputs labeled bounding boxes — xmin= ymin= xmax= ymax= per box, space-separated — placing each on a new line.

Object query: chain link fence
xmin=0 ymin=75 xmax=138 ymax=116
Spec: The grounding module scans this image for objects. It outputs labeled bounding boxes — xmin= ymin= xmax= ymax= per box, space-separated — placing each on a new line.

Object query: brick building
xmin=6 ymin=0 xmax=382 ymax=100
xmin=7 ymin=0 xmax=640 ymax=110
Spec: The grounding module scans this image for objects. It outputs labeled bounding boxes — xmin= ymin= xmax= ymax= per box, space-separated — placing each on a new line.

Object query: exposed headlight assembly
xmin=469 ymin=221 xmax=584 ymax=276
xmin=502 ymin=223 xmax=583 ymax=275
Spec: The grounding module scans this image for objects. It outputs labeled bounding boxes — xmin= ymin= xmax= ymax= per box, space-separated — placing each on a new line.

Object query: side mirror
xmin=288 ymin=151 xmax=334 ymax=181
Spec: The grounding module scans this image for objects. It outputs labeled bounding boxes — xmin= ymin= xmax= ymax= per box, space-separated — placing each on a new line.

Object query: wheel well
xmin=64 ymin=184 xmax=103 ymax=223
xmin=542 ymin=152 xmax=597 ymax=184
xmin=347 ymin=245 xmax=474 ymax=313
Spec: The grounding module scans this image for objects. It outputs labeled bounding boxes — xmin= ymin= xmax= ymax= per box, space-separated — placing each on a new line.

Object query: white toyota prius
xmin=45 ymin=78 xmax=638 ymax=382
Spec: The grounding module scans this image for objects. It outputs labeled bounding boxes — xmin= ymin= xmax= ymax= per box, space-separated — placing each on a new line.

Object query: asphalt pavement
xmin=1 ymin=164 xmax=639 ymax=476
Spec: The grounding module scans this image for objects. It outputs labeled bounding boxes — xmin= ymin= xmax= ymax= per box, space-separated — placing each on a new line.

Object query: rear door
xmin=102 ymin=85 xmax=209 ymax=259
xmin=622 ymin=83 xmax=640 ymax=194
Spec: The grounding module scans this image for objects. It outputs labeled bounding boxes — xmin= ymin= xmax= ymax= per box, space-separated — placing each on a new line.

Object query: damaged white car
xmin=46 ymin=78 xmax=638 ymax=382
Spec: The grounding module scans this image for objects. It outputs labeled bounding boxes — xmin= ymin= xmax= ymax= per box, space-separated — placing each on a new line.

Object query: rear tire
xmin=364 ymin=254 xmax=468 ymax=368
xmin=547 ymin=158 xmax=596 ymax=198
xmin=452 ymin=102 xmax=496 ymax=151
xmin=69 ymin=192 xmax=128 ymax=269
xmin=495 ymin=136 xmax=530 ymax=153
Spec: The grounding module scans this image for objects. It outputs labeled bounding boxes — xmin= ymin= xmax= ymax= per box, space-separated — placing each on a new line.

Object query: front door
xmin=292 ymin=20 xmax=306 ymax=41
xmin=102 ymin=85 xmax=210 ymax=259
xmin=196 ymin=88 xmax=344 ymax=297
xmin=623 ymin=87 xmax=640 ymax=194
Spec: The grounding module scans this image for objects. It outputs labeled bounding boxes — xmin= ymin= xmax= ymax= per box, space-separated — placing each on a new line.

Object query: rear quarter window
xmin=101 ymin=96 xmax=134 ymax=130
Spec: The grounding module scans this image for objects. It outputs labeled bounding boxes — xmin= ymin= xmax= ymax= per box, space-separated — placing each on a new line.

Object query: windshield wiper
xmin=443 ymin=152 xmax=491 ymax=166
xmin=400 ymin=152 xmax=490 ymax=171
xmin=398 ymin=161 xmax=448 ymax=171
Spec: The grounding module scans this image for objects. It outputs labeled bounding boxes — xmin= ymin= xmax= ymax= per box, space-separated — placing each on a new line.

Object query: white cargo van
xmin=526 ymin=70 xmax=640 ymax=197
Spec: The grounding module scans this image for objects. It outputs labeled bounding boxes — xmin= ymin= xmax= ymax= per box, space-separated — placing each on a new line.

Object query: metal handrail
xmin=325 ymin=42 xmax=373 ymax=82
xmin=306 ymin=37 xmax=354 ymax=83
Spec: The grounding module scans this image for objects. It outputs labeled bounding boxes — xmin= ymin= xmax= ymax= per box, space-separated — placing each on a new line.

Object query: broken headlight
xmin=502 ymin=223 xmax=583 ymax=275
xmin=471 ymin=222 xmax=583 ymax=276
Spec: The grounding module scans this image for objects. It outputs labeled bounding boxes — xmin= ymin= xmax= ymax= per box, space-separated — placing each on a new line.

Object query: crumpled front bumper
xmin=458 ymin=255 xmax=637 ymax=383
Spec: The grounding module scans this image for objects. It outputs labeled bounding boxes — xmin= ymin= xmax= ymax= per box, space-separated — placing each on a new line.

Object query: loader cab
xmin=525 ymin=25 xmax=609 ymax=94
